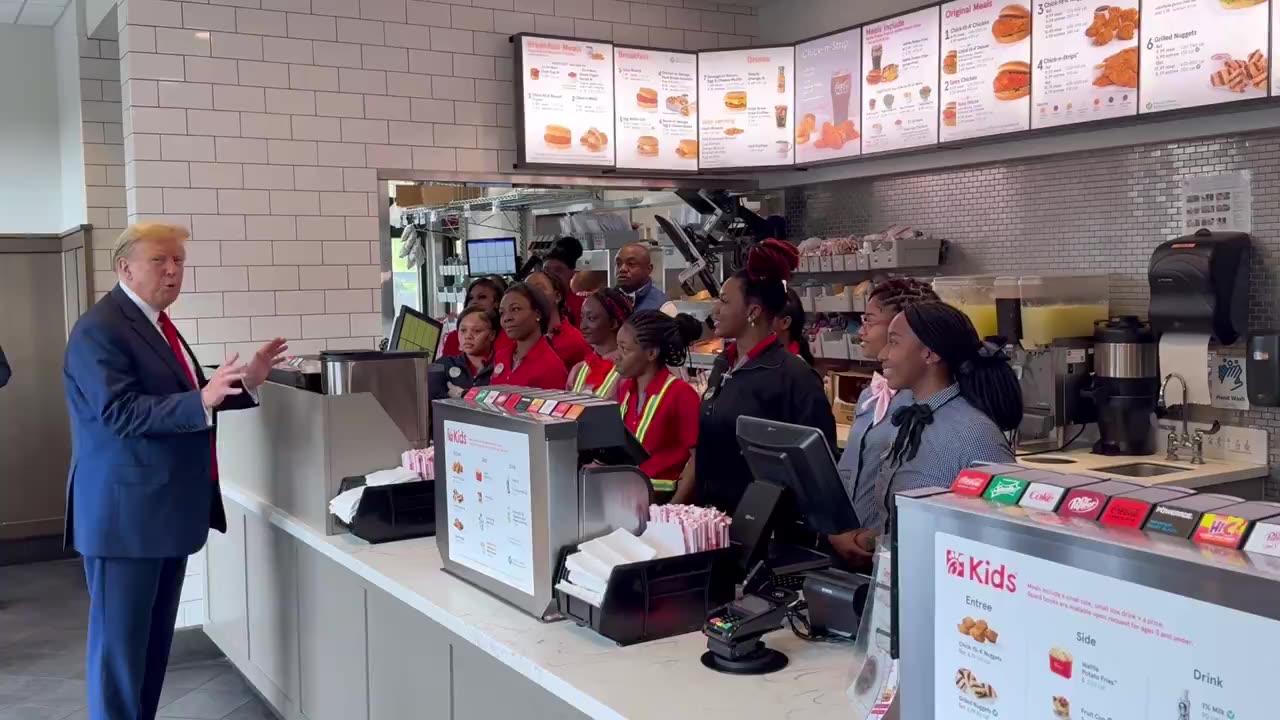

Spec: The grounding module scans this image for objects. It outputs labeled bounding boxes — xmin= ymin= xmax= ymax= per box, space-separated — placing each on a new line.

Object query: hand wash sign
xmin=1209 ymin=353 xmax=1249 ymax=410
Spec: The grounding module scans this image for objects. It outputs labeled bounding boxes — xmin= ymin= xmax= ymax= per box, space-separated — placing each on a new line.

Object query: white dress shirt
xmin=119 ymin=282 xmax=215 ymax=426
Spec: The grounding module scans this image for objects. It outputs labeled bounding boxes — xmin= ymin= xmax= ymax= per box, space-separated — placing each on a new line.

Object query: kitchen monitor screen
xmin=467 ymin=238 xmax=518 ymax=276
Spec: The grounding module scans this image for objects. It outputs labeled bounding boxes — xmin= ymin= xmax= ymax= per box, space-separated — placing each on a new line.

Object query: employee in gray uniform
xmin=0 ymin=343 xmax=9 ymax=388
xmin=830 ymin=302 xmax=1020 ymax=565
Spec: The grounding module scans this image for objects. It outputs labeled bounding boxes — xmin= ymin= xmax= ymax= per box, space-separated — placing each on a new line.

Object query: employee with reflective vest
xmin=613 ymin=310 xmax=703 ymax=503
xmin=566 ymin=288 xmax=633 ymax=399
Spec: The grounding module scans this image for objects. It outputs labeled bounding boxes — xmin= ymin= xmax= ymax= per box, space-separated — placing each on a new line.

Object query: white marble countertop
xmin=221 ymin=484 xmax=857 ymax=720
xmin=1014 ymin=449 xmax=1268 ymax=489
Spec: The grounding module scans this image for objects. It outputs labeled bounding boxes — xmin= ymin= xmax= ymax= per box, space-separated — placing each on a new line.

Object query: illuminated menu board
xmin=613 ymin=47 xmax=699 ymax=171
xmin=795 ymin=28 xmax=862 ymax=164
xmin=861 ymin=6 xmax=942 ymax=154
xmin=1139 ymin=0 xmax=1270 ymax=113
xmin=697 ymin=47 xmax=796 ymax=169
xmin=939 ymin=1 xmax=1031 ymax=142
xmin=516 ymin=35 xmax=615 ymax=167
xmin=1031 ymin=0 xmax=1138 ymax=129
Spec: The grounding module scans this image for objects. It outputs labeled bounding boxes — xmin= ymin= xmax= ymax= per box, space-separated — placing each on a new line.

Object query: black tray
xmin=334 ymin=475 xmax=436 ymax=544
xmin=554 ymin=543 xmax=736 ymax=646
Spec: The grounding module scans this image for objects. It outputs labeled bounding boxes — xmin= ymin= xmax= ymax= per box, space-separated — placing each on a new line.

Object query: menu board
xmin=444 ymin=421 xmax=535 ymax=595
xmin=935 ymin=532 xmax=1280 ymax=718
xmin=517 ymin=36 xmax=615 ymax=167
xmin=1031 ymin=0 xmax=1139 ymax=128
xmin=1140 ymin=0 xmax=1270 ymax=113
xmin=939 ymin=1 xmax=1031 ymax=142
xmin=613 ymin=47 xmax=699 ymax=171
xmin=697 ymin=47 xmax=796 ymax=168
xmin=795 ymin=29 xmax=862 ymax=164
xmin=861 ymin=6 xmax=942 ymax=154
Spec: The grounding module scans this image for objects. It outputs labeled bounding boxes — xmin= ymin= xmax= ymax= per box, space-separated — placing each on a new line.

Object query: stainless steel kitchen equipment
xmin=217 ymin=350 xmax=431 ymax=535
xmin=1013 ymin=338 xmax=1095 ymax=448
xmin=1092 ymin=316 xmax=1160 ymax=455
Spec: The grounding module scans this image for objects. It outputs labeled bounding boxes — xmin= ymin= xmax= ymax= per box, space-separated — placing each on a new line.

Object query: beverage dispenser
xmin=932 ymin=275 xmax=998 ymax=340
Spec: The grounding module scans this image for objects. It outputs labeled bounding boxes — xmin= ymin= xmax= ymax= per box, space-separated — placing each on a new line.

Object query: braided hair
xmin=528 ymin=270 xmax=570 ymax=321
xmin=626 ymin=310 xmax=703 ymax=368
xmin=732 ymin=239 xmax=800 ymax=320
xmin=903 ymin=302 xmax=1022 ymax=432
xmin=779 ymin=289 xmax=815 ymax=365
xmin=868 ymin=277 xmax=938 ymax=314
xmin=591 ymin=287 xmax=634 ymax=329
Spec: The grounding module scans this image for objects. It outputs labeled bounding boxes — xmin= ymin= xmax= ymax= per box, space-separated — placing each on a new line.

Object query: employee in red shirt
xmin=492 ymin=282 xmax=569 ymax=390
xmin=567 ymin=288 xmax=633 ymax=399
xmin=774 ymin=288 xmax=815 ymax=364
xmin=441 ymin=276 xmax=511 ymax=358
xmin=528 ymin=270 xmax=590 ymax=368
xmin=615 ymin=310 xmax=704 ymax=504
xmin=541 ymin=236 xmax=585 ymax=326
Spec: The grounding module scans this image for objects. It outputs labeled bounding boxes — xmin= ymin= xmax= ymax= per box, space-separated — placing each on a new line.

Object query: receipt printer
xmin=1148 ymin=229 xmax=1250 ymax=344
xmin=804 ymin=569 xmax=871 ymax=639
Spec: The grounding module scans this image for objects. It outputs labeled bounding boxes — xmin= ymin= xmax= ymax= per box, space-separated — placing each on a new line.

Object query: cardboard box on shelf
xmin=395 ymin=184 xmax=484 ymax=208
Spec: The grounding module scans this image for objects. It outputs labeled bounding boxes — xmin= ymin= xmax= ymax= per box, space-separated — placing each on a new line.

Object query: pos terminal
xmin=701 ymin=417 xmax=866 ymax=675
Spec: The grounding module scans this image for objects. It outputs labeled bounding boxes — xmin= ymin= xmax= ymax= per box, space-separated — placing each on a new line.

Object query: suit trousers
xmin=83 ymin=556 xmax=188 ymax=720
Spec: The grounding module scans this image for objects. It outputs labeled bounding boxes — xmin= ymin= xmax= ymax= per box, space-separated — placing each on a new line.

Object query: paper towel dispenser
xmin=1148 ymin=229 xmax=1250 ymax=345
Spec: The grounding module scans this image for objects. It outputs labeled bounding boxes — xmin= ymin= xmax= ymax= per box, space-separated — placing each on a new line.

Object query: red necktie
xmin=159 ymin=312 xmax=218 ymax=481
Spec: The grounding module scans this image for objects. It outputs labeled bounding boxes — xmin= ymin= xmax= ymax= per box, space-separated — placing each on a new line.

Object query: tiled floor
xmin=0 ymin=559 xmax=276 ymax=720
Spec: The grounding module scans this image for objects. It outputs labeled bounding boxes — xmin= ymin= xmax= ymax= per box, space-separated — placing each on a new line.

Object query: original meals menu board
xmin=697 ymin=47 xmax=796 ymax=169
xmin=613 ymin=47 xmax=699 ymax=171
xmin=861 ymin=6 xmax=942 ymax=154
xmin=444 ymin=421 xmax=536 ymax=595
xmin=518 ymin=36 xmax=615 ymax=167
xmin=1139 ymin=0 xmax=1270 ymax=113
xmin=795 ymin=28 xmax=862 ymax=164
xmin=935 ymin=533 xmax=1279 ymax=718
xmin=1032 ymin=0 xmax=1139 ymax=128
xmin=940 ymin=1 xmax=1032 ymax=142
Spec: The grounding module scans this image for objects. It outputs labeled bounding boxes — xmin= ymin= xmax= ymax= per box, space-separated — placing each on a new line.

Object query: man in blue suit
xmin=63 ymin=223 xmax=288 ymax=720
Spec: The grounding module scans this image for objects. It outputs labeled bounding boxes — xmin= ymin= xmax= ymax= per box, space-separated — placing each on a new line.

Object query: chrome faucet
xmin=1160 ymin=373 xmax=1191 ymax=461
xmin=1189 ymin=421 xmax=1222 ymax=466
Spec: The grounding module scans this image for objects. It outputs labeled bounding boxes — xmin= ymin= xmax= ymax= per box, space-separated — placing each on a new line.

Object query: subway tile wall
xmin=81 ymin=26 xmax=129 ymax=292
xmin=118 ymin=0 xmax=761 ymax=361
xmin=785 ymin=131 xmax=1280 ymax=496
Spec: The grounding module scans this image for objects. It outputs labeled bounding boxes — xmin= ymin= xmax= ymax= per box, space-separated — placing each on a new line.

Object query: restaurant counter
xmin=203 ymin=483 xmax=857 ymax=720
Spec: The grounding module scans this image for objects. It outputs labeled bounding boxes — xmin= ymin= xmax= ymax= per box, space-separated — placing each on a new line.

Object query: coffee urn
xmin=1092 ymin=317 xmax=1160 ymax=455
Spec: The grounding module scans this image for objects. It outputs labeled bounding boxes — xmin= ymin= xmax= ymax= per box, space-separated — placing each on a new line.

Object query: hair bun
xmin=746 ymin=239 xmax=800 ymax=283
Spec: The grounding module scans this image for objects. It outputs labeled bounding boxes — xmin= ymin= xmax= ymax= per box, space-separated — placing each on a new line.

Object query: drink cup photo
xmin=831 ymin=69 xmax=852 ymax=125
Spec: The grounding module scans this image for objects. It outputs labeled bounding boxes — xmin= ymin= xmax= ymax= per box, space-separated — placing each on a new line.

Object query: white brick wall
xmin=118 ymin=0 xmax=757 ymax=354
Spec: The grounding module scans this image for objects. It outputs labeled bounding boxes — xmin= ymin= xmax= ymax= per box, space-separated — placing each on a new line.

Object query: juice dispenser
xmin=994 ymin=276 xmax=1022 ymax=345
xmin=932 ymin=275 xmax=998 ymax=340
xmin=1019 ymin=274 xmax=1110 ymax=349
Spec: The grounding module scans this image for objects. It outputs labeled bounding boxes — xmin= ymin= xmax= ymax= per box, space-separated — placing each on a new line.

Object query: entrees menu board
xmin=613 ymin=47 xmax=699 ymax=171
xmin=698 ymin=47 xmax=796 ymax=168
xmin=935 ymin=533 xmax=1280 ymax=717
xmin=1139 ymin=0 xmax=1269 ymax=113
xmin=861 ymin=6 xmax=942 ymax=154
xmin=517 ymin=36 xmax=615 ymax=167
xmin=795 ymin=28 xmax=862 ymax=164
xmin=940 ymin=1 xmax=1031 ymax=142
xmin=1032 ymin=0 xmax=1139 ymax=129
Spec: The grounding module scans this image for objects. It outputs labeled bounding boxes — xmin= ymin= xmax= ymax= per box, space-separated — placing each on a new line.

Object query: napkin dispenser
xmin=1148 ymin=229 xmax=1250 ymax=344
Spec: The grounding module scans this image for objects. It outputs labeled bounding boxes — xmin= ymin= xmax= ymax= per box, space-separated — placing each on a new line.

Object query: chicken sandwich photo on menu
xmin=544 ymin=124 xmax=572 ymax=150
xmin=637 ymin=87 xmax=658 ymax=110
xmin=991 ymin=4 xmax=1030 ymax=44
xmin=943 ymin=50 xmax=958 ymax=75
xmin=994 ymin=61 xmax=1031 ymax=100
xmin=724 ymin=90 xmax=747 ymax=111
xmin=636 ymin=135 xmax=659 ymax=157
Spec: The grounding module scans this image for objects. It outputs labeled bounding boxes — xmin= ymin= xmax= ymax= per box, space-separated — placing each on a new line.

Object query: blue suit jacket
xmin=62 ymin=286 xmax=255 ymax=558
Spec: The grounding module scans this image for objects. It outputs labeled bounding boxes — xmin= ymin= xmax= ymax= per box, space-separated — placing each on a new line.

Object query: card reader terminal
xmin=701 ymin=588 xmax=796 ymax=675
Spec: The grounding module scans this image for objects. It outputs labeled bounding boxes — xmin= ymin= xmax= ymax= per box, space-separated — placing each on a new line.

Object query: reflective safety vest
xmin=619 ymin=374 xmax=678 ymax=492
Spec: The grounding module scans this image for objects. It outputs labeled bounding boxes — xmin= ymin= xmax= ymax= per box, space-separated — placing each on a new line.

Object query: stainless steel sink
xmin=1020 ymin=456 xmax=1078 ymax=465
xmin=1092 ymin=462 xmax=1185 ymax=478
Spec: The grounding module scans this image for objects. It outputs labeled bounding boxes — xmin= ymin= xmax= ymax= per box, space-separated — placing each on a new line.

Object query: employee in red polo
xmin=614 ymin=311 xmax=703 ymax=503
xmin=492 ymin=282 xmax=569 ymax=390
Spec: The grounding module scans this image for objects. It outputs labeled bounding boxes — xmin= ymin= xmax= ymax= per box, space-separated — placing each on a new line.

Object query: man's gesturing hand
xmin=202 ymin=353 xmax=247 ymax=410
xmin=244 ymin=337 xmax=289 ymax=390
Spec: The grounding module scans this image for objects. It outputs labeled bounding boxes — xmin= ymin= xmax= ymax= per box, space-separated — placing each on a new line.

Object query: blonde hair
xmin=112 ymin=224 xmax=190 ymax=270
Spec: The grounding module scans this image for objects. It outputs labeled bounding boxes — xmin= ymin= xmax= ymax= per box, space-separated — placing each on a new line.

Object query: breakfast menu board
xmin=861 ymin=6 xmax=942 ymax=154
xmin=518 ymin=36 xmax=615 ymax=167
xmin=1031 ymin=0 xmax=1139 ymax=129
xmin=935 ymin=532 xmax=1279 ymax=718
xmin=444 ymin=421 xmax=536 ymax=595
xmin=939 ymin=1 xmax=1032 ymax=142
xmin=794 ymin=28 xmax=862 ymax=164
xmin=697 ymin=47 xmax=796 ymax=168
xmin=613 ymin=47 xmax=699 ymax=171
xmin=1139 ymin=0 xmax=1270 ymax=113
